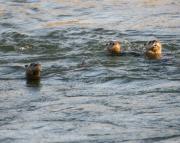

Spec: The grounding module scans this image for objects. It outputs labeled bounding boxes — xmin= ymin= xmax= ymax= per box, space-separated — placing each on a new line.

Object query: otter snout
xmin=106 ymin=41 xmax=121 ymax=55
xmin=145 ymin=40 xmax=162 ymax=59
xmin=25 ymin=63 xmax=42 ymax=80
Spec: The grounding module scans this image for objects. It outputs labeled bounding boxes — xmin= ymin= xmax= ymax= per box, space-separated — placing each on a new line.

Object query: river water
xmin=0 ymin=0 xmax=180 ymax=143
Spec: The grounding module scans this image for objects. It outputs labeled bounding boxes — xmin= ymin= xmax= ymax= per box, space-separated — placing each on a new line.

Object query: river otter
xmin=145 ymin=40 xmax=162 ymax=59
xmin=25 ymin=63 xmax=41 ymax=80
xmin=106 ymin=41 xmax=121 ymax=55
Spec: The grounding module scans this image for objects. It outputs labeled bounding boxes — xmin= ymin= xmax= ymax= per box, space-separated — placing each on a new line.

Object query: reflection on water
xmin=0 ymin=0 xmax=180 ymax=143
xmin=44 ymin=20 xmax=82 ymax=28
xmin=26 ymin=79 xmax=41 ymax=87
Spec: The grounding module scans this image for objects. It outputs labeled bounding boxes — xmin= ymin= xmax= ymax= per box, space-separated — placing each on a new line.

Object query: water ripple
xmin=0 ymin=0 xmax=180 ymax=143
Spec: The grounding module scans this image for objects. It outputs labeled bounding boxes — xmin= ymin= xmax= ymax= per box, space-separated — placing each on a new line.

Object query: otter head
xmin=25 ymin=63 xmax=42 ymax=80
xmin=106 ymin=41 xmax=121 ymax=55
xmin=145 ymin=40 xmax=162 ymax=59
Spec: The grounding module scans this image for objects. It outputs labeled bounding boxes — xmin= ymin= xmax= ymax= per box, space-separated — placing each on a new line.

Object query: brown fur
xmin=106 ymin=41 xmax=121 ymax=55
xmin=145 ymin=40 xmax=162 ymax=59
xmin=25 ymin=63 xmax=41 ymax=80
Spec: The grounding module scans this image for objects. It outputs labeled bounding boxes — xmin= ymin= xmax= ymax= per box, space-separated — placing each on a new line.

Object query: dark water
xmin=0 ymin=0 xmax=180 ymax=143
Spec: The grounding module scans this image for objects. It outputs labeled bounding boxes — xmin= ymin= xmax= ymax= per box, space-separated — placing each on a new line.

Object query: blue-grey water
xmin=0 ymin=0 xmax=180 ymax=143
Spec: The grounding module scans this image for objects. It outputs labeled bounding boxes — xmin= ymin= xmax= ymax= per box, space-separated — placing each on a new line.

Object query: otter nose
xmin=152 ymin=43 xmax=157 ymax=47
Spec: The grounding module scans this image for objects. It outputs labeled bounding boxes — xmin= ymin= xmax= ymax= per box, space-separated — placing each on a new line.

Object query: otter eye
xmin=106 ymin=42 xmax=108 ymax=45
xmin=30 ymin=63 xmax=36 ymax=66
xmin=148 ymin=41 xmax=151 ymax=44
xmin=152 ymin=40 xmax=158 ymax=44
xmin=112 ymin=43 xmax=114 ymax=45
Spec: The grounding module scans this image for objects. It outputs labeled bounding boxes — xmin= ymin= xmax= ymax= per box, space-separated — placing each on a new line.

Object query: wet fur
xmin=25 ymin=63 xmax=41 ymax=80
xmin=106 ymin=41 xmax=121 ymax=55
xmin=145 ymin=40 xmax=162 ymax=59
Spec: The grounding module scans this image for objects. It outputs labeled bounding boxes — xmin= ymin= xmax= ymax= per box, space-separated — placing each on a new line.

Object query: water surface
xmin=0 ymin=0 xmax=180 ymax=143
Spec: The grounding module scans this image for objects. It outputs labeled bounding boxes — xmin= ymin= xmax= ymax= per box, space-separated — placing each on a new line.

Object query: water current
xmin=0 ymin=0 xmax=180 ymax=142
